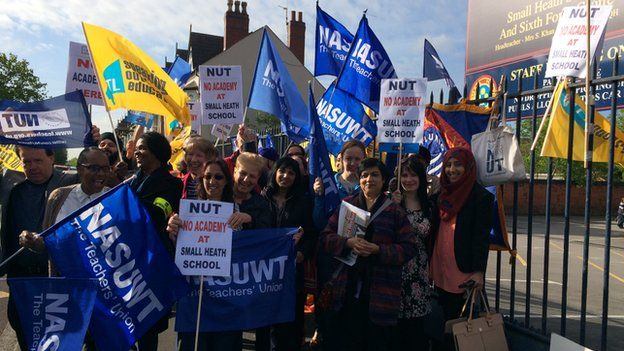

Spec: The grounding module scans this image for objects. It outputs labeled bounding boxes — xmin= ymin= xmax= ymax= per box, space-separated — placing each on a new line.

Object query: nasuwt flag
xmin=308 ymin=84 xmax=341 ymax=217
xmin=0 ymin=91 xmax=93 ymax=148
xmin=0 ymin=145 xmax=24 ymax=172
xmin=248 ymin=29 xmax=309 ymax=143
xmin=541 ymin=81 xmax=624 ymax=164
xmin=423 ymin=39 xmax=461 ymax=100
xmin=336 ymin=14 xmax=397 ymax=112
xmin=175 ymin=228 xmax=297 ymax=332
xmin=82 ymin=22 xmax=190 ymax=126
xmin=42 ymin=184 xmax=190 ymax=351
xmin=167 ymin=56 xmax=192 ymax=88
xmin=425 ymin=102 xmax=511 ymax=251
xmin=315 ymin=5 xmax=354 ymax=77
xmin=316 ymin=83 xmax=377 ymax=155
xmin=10 ymin=277 xmax=97 ymax=351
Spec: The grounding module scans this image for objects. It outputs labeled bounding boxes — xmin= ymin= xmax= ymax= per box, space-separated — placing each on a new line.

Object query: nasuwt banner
xmin=10 ymin=277 xmax=97 ymax=351
xmin=545 ymin=5 xmax=612 ymax=78
xmin=42 ymin=184 xmax=190 ymax=351
xmin=65 ymin=41 xmax=104 ymax=106
xmin=82 ymin=22 xmax=190 ymax=125
xmin=315 ymin=84 xmax=376 ymax=155
xmin=0 ymin=145 xmax=24 ymax=172
xmin=541 ymin=81 xmax=624 ymax=164
xmin=175 ymin=228 xmax=297 ymax=332
xmin=199 ymin=65 xmax=244 ymax=125
xmin=175 ymin=199 xmax=234 ymax=277
xmin=378 ymin=78 xmax=427 ymax=144
xmin=0 ymin=91 xmax=93 ymax=148
xmin=315 ymin=5 xmax=354 ymax=77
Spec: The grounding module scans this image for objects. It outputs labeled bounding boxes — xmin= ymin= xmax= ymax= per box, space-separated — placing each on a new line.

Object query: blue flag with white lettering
xmin=308 ymin=84 xmax=341 ymax=217
xmin=42 ymin=184 xmax=190 ymax=351
xmin=423 ymin=39 xmax=461 ymax=101
xmin=335 ymin=15 xmax=397 ymax=113
xmin=0 ymin=91 xmax=93 ymax=148
xmin=9 ymin=277 xmax=97 ymax=351
xmin=315 ymin=84 xmax=377 ymax=155
xmin=167 ymin=56 xmax=192 ymax=88
xmin=248 ymin=30 xmax=309 ymax=143
xmin=175 ymin=228 xmax=297 ymax=332
xmin=124 ymin=110 xmax=155 ymax=128
xmin=315 ymin=6 xmax=354 ymax=77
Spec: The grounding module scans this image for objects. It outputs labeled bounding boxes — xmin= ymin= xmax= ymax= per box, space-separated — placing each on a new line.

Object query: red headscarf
xmin=439 ymin=147 xmax=477 ymax=221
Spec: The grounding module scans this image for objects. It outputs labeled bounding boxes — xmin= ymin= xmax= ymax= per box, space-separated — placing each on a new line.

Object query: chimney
xmin=288 ymin=11 xmax=306 ymax=64
xmin=224 ymin=0 xmax=249 ymax=50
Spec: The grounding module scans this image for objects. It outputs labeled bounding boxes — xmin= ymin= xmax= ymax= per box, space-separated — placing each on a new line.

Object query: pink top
xmin=430 ymin=217 xmax=473 ymax=294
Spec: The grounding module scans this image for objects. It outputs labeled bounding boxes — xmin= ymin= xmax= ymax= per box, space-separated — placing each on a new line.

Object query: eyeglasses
xmin=203 ymin=174 xmax=225 ymax=181
xmin=79 ymin=164 xmax=111 ymax=173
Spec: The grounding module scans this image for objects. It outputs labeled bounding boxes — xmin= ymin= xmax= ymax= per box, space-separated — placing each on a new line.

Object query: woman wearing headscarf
xmin=430 ymin=147 xmax=494 ymax=343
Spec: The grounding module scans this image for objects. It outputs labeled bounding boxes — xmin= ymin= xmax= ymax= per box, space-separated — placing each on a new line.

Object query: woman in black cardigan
xmin=430 ymin=147 xmax=494 ymax=330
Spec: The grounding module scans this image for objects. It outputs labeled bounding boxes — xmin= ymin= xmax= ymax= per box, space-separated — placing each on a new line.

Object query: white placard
xmin=200 ymin=65 xmax=244 ymax=125
xmin=545 ymin=6 xmax=612 ymax=78
xmin=175 ymin=199 xmax=234 ymax=277
xmin=335 ymin=201 xmax=370 ymax=266
xmin=211 ymin=124 xmax=233 ymax=141
xmin=378 ymin=78 xmax=427 ymax=144
xmin=65 ymin=41 xmax=104 ymax=106
xmin=550 ymin=333 xmax=593 ymax=351
xmin=188 ymin=101 xmax=201 ymax=135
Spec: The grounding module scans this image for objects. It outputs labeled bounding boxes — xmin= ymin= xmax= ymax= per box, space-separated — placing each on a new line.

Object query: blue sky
xmin=1 ymin=0 xmax=467 ymax=141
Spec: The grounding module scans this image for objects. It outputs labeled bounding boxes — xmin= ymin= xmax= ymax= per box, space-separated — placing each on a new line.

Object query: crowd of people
xmin=0 ymin=124 xmax=495 ymax=351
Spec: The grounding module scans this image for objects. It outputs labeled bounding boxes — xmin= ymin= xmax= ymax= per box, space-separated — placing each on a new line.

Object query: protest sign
xmin=65 ymin=42 xmax=104 ymax=106
xmin=188 ymin=101 xmax=201 ymax=135
xmin=199 ymin=65 xmax=244 ymax=125
xmin=211 ymin=123 xmax=233 ymax=141
xmin=175 ymin=199 xmax=234 ymax=277
xmin=175 ymin=228 xmax=297 ymax=332
xmin=0 ymin=91 xmax=92 ymax=148
xmin=43 ymin=184 xmax=190 ymax=351
xmin=378 ymin=78 xmax=427 ymax=144
xmin=10 ymin=277 xmax=97 ymax=351
xmin=335 ymin=201 xmax=370 ymax=266
xmin=545 ymin=6 xmax=612 ymax=78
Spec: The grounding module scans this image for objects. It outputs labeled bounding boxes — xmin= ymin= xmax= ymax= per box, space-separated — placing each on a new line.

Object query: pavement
xmin=0 ymin=215 xmax=621 ymax=350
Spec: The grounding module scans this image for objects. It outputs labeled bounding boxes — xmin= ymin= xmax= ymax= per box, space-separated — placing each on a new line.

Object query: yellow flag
xmin=82 ymin=22 xmax=189 ymax=125
xmin=0 ymin=145 xmax=24 ymax=172
xmin=169 ymin=126 xmax=192 ymax=171
xmin=541 ymin=81 xmax=624 ymax=165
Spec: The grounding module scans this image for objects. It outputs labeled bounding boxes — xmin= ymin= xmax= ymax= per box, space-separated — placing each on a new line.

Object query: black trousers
xmin=178 ymin=331 xmax=242 ymax=351
xmin=7 ymin=296 xmax=27 ymax=351
xmin=432 ymin=287 xmax=468 ymax=351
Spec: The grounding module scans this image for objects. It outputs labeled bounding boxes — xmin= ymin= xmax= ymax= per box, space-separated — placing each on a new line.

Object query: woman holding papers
xmin=429 ymin=147 xmax=493 ymax=350
xmin=391 ymin=155 xmax=439 ymax=349
xmin=261 ymin=157 xmax=316 ymax=351
xmin=319 ymin=158 xmax=417 ymax=351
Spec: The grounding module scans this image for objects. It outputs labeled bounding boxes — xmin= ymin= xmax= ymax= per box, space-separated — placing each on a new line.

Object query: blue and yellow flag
xmin=82 ymin=23 xmax=190 ymax=125
xmin=541 ymin=81 xmax=624 ymax=164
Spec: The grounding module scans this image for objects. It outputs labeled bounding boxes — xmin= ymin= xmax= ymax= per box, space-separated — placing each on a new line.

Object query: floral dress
xmin=399 ymin=209 xmax=432 ymax=319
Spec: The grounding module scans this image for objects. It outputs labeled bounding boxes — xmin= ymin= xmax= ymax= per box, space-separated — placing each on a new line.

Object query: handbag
xmin=471 ymin=102 xmax=526 ymax=186
xmin=451 ymin=289 xmax=509 ymax=351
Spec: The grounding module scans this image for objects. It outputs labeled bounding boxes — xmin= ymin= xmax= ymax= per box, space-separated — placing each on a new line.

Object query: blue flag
xmin=0 ymin=91 xmax=93 ymax=148
xmin=9 ymin=277 xmax=97 ymax=351
xmin=175 ymin=228 xmax=297 ymax=332
xmin=308 ymin=84 xmax=340 ymax=217
xmin=166 ymin=56 xmax=192 ymax=88
xmin=263 ymin=133 xmax=274 ymax=149
xmin=248 ymin=30 xmax=309 ymax=143
xmin=314 ymin=6 xmax=354 ymax=77
xmin=124 ymin=110 xmax=155 ymax=129
xmin=335 ymin=15 xmax=397 ymax=113
xmin=423 ymin=39 xmax=461 ymax=101
xmin=315 ymin=84 xmax=377 ymax=155
xmin=42 ymin=184 xmax=190 ymax=351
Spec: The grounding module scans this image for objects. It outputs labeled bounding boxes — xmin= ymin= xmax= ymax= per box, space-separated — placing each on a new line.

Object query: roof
xmin=175 ymin=48 xmax=189 ymax=62
xmin=187 ymin=32 xmax=223 ymax=70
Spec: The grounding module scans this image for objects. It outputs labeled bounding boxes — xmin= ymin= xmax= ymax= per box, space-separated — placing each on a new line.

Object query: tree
xmin=0 ymin=52 xmax=47 ymax=102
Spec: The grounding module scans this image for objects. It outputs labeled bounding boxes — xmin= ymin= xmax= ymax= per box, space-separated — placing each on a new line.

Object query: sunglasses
xmin=203 ymin=174 xmax=225 ymax=181
xmin=79 ymin=164 xmax=111 ymax=173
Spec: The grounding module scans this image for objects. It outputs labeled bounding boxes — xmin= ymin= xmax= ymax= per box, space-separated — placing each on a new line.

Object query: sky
xmin=0 ymin=0 xmax=468 ymax=155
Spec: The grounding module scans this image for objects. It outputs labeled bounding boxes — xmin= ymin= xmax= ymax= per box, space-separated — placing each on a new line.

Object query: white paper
xmin=335 ymin=201 xmax=370 ymax=266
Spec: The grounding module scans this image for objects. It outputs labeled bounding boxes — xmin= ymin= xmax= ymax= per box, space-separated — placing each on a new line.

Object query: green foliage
xmin=53 ymin=148 xmax=68 ymax=165
xmin=251 ymin=110 xmax=280 ymax=131
xmin=67 ymin=157 xmax=78 ymax=167
xmin=0 ymin=53 xmax=47 ymax=102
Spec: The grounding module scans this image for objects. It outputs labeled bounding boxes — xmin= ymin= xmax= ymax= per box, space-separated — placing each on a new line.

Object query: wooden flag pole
xmin=530 ymin=78 xmax=561 ymax=151
xmin=396 ymin=142 xmax=404 ymax=190
xmin=106 ymin=110 xmax=125 ymax=163
xmin=584 ymin=0 xmax=593 ymax=168
xmin=193 ymin=275 xmax=205 ymax=351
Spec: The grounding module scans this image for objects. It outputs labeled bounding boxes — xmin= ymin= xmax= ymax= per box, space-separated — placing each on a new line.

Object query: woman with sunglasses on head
xmin=261 ymin=157 xmax=316 ymax=351
xmin=430 ymin=147 xmax=494 ymax=351
xmin=390 ymin=155 xmax=440 ymax=349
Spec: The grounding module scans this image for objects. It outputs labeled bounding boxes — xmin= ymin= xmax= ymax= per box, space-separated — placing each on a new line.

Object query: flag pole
xmin=106 ymin=110 xmax=125 ymax=163
xmin=0 ymin=247 xmax=25 ymax=270
xmin=584 ymin=0 xmax=593 ymax=168
xmin=396 ymin=142 xmax=403 ymax=190
xmin=530 ymin=77 xmax=561 ymax=151
xmin=193 ymin=275 xmax=205 ymax=351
